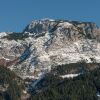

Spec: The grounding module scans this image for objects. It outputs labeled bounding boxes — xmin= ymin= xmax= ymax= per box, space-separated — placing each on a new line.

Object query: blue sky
xmin=0 ymin=0 xmax=100 ymax=32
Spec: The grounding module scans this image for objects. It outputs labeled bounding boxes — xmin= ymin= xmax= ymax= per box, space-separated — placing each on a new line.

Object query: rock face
xmin=0 ymin=19 xmax=100 ymax=79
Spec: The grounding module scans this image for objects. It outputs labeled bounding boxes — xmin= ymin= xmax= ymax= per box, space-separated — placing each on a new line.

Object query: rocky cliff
xmin=0 ymin=19 xmax=100 ymax=80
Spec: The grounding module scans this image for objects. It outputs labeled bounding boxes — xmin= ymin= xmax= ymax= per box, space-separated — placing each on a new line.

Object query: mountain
xmin=0 ymin=18 xmax=100 ymax=100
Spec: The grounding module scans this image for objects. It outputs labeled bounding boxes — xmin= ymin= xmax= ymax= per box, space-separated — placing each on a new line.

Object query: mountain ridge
xmin=0 ymin=19 xmax=100 ymax=79
xmin=0 ymin=18 xmax=100 ymax=99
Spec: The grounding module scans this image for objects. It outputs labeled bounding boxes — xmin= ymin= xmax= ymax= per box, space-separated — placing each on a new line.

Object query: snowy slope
xmin=0 ymin=19 xmax=100 ymax=80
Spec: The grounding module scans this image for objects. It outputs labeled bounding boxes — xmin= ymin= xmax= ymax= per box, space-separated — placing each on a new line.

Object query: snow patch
xmin=0 ymin=32 xmax=7 ymax=38
xmin=60 ymin=73 xmax=80 ymax=79
xmin=58 ymin=22 xmax=72 ymax=28
xmin=1 ymin=57 xmax=10 ymax=61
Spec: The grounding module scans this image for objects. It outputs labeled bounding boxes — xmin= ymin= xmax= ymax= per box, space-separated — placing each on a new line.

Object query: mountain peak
xmin=1 ymin=18 xmax=100 ymax=99
xmin=23 ymin=19 xmax=99 ymax=41
xmin=0 ymin=19 xmax=100 ymax=79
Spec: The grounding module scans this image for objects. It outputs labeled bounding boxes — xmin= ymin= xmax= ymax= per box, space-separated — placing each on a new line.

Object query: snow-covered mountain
xmin=0 ymin=18 xmax=100 ymax=80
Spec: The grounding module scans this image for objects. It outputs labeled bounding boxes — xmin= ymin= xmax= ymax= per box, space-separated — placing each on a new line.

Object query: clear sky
xmin=0 ymin=0 xmax=100 ymax=32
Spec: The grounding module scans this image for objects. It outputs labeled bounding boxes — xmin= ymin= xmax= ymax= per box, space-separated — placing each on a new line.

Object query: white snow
xmin=58 ymin=22 xmax=72 ymax=28
xmin=60 ymin=73 xmax=80 ymax=79
xmin=30 ymin=73 xmax=45 ymax=88
xmin=23 ymin=90 xmax=27 ymax=94
xmin=0 ymin=32 xmax=7 ymax=38
xmin=41 ymin=18 xmax=55 ymax=21
xmin=97 ymin=92 xmax=100 ymax=100
xmin=1 ymin=57 xmax=10 ymax=61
